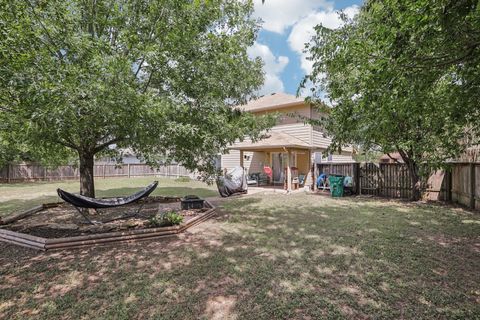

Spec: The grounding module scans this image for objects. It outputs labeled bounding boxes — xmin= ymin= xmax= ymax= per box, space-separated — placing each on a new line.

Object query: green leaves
xmin=302 ymin=0 xmax=479 ymax=172
xmin=1 ymin=0 xmax=272 ymax=192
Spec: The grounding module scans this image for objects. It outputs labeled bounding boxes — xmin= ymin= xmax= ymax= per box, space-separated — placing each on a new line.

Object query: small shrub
xmin=164 ymin=211 xmax=183 ymax=225
xmin=148 ymin=211 xmax=183 ymax=227
xmin=175 ymin=176 xmax=191 ymax=183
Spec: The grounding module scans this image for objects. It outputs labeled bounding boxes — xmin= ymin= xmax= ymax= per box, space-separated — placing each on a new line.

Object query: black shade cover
xmin=57 ymin=181 xmax=158 ymax=209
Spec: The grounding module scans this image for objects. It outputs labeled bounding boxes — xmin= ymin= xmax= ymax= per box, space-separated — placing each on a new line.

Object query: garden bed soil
xmin=1 ymin=196 xmax=209 ymax=239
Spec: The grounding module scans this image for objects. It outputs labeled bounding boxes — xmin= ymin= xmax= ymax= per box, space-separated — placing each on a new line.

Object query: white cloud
xmin=287 ymin=6 xmax=359 ymax=74
xmin=253 ymin=0 xmax=333 ymax=34
xmin=248 ymin=42 xmax=289 ymax=95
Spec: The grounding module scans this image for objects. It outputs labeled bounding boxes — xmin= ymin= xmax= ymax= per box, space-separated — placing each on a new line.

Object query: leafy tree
xmin=0 ymin=0 xmax=274 ymax=197
xmin=302 ymin=0 xmax=480 ymax=200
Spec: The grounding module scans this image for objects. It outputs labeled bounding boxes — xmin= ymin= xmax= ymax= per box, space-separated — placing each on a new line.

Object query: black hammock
xmin=57 ymin=181 xmax=158 ymax=209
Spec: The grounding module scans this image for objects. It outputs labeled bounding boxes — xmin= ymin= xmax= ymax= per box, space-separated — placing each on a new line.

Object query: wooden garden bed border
xmin=0 ymin=200 xmax=215 ymax=251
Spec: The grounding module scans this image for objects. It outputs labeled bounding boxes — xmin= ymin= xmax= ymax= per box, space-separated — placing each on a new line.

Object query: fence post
xmin=44 ymin=166 xmax=47 ymax=181
xmin=128 ymin=164 xmax=131 ymax=178
xmin=470 ymin=163 xmax=476 ymax=209
xmin=446 ymin=168 xmax=452 ymax=203
xmin=177 ymin=164 xmax=180 ymax=178
xmin=376 ymin=163 xmax=380 ymax=196
xmin=353 ymin=163 xmax=360 ymax=195
xmin=7 ymin=163 xmax=11 ymax=183
xmin=103 ymin=164 xmax=106 ymax=179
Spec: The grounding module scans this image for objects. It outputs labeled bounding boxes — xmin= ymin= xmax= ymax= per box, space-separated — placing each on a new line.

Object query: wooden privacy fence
xmin=0 ymin=163 xmax=195 ymax=183
xmin=316 ymin=162 xmax=480 ymax=210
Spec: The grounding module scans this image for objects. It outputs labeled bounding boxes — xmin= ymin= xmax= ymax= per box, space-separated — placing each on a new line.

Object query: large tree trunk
xmin=398 ymin=149 xmax=422 ymax=201
xmin=407 ymin=161 xmax=421 ymax=201
xmin=79 ymin=152 xmax=95 ymax=198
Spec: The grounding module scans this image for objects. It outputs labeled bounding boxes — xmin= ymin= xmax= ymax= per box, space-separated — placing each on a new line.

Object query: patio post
xmin=287 ymin=149 xmax=292 ymax=192
xmin=239 ymin=150 xmax=244 ymax=169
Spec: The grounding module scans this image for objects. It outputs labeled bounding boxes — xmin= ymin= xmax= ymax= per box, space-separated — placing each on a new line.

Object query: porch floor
xmin=247 ymin=185 xmax=305 ymax=195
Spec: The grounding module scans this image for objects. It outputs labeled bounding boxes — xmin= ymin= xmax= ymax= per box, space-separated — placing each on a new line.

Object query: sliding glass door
xmin=271 ymin=152 xmax=296 ymax=184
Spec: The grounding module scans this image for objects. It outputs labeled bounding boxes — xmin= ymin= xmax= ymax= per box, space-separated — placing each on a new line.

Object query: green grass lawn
xmin=0 ymin=183 xmax=479 ymax=319
xmin=0 ymin=177 xmax=218 ymax=217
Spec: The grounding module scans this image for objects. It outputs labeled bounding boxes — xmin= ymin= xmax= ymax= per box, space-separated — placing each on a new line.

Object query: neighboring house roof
xmin=230 ymin=131 xmax=311 ymax=151
xmin=240 ymin=92 xmax=305 ymax=113
xmin=379 ymin=152 xmax=404 ymax=163
xmin=457 ymin=145 xmax=480 ymax=162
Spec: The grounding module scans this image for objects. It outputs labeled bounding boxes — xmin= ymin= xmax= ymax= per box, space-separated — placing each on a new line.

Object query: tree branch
xmin=142 ymin=70 xmax=154 ymax=93
xmin=386 ymin=152 xmax=401 ymax=164
xmin=26 ymin=0 xmax=64 ymax=60
xmin=134 ymin=58 xmax=145 ymax=78
xmin=94 ymin=137 xmax=122 ymax=153
xmin=54 ymin=138 xmax=78 ymax=150
xmin=0 ymin=105 xmax=17 ymax=114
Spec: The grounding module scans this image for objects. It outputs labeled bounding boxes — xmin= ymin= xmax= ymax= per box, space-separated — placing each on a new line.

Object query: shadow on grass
xmin=0 ymin=194 xmax=479 ymax=319
xmin=0 ymin=186 xmax=218 ymax=217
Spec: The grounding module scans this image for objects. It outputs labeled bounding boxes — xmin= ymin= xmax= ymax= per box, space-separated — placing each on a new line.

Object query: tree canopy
xmin=0 ymin=0 xmax=274 ymax=197
xmin=302 ymin=0 xmax=480 ymax=199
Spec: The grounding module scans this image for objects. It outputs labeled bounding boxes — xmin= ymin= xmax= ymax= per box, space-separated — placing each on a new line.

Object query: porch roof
xmin=230 ymin=131 xmax=311 ymax=151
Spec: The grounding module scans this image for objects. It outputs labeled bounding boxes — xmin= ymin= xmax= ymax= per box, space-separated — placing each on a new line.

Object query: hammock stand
xmin=57 ymin=181 xmax=158 ymax=224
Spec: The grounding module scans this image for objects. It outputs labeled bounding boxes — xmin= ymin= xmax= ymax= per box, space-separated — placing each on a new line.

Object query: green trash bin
xmin=328 ymin=175 xmax=345 ymax=197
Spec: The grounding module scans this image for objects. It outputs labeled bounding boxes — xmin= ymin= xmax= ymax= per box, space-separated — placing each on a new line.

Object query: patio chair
xmin=298 ymin=174 xmax=306 ymax=187
xmin=247 ymin=173 xmax=260 ymax=186
xmin=316 ymin=173 xmax=329 ymax=191
xmin=343 ymin=175 xmax=354 ymax=196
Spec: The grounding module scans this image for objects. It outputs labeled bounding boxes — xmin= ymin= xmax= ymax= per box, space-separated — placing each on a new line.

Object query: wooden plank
xmin=44 ymin=225 xmax=181 ymax=244
xmin=0 ymin=235 xmax=46 ymax=250
xmin=0 ymin=233 xmax=46 ymax=249
xmin=0 ymin=205 xmax=44 ymax=225
xmin=0 ymin=228 xmax=47 ymax=244
xmin=45 ymin=231 xmax=179 ymax=250
xmin=47 ymin=204 xmax=213 ymax=245
xmin=45 ymin=208 xmax=216 ymax=250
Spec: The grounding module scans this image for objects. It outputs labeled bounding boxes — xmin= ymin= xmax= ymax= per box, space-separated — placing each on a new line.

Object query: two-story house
xmin=221 ymin=92 xmax=354 ymax=191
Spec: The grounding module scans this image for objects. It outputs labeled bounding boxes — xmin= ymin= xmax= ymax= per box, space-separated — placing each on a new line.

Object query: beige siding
xmin=222 ymin=101 xmax=355 ymax=169
xmin=254 ymin=104 xmax=311 ymax=121
xmin=270 ymin=123 xmax=312 ymax=144
xmin=221 ymin=149 xmax=240 ymax=170
xmin=312 ymin=128 xmax=354 ymax=153
xmin=330 ymin=154 xmax=355 ymax=163
xmin=221 ymin=150 xmax=268 ymax=173
xmin=275 ymin=105 xmax=311 ymax=126
xmin=311 ymin=150 xmax=355 ymax=164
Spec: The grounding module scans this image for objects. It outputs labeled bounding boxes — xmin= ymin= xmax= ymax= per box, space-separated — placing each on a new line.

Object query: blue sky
xmin=249 ymin=0 xmax=363 ymax=96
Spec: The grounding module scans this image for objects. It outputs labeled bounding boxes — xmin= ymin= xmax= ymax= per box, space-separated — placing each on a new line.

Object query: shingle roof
xmin=230 ymin=131 xmax=311 ymax=151
xmin=240 ymin=92 xmax=305 ymax=112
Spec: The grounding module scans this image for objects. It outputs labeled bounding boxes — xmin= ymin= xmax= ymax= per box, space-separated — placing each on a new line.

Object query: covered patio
xmin=230 ymin=132 xmax=314 ymax=192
